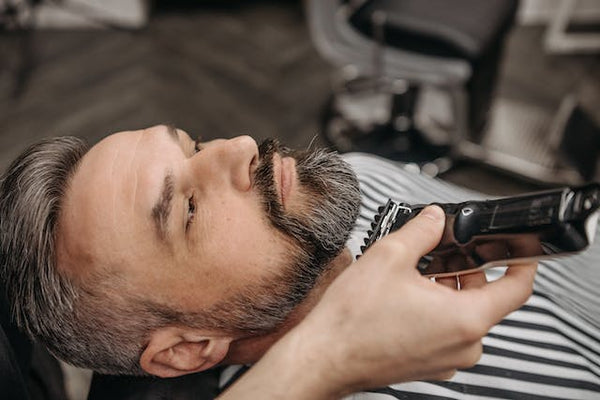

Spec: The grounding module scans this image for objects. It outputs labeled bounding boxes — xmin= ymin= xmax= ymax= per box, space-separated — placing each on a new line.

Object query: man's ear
xmin=139 ymin=327 xmax=233 ymax=378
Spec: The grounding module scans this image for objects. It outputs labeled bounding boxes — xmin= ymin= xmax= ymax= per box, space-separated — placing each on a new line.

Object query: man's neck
xmin=222 ymin=248 xmax=353 ymax=365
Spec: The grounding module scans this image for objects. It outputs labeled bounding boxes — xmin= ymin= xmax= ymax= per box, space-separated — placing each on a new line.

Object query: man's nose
xmin=190 ymin=135 xmax=259 ymax=192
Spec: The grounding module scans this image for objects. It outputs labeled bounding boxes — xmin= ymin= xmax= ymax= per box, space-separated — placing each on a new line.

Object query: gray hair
xmin=0 ymin=136 xmax=360 ymax=376
xmin=0 ymin=137 xmax=177 ymax=375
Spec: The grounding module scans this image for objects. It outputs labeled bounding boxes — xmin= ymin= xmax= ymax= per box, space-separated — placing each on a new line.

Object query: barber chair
xmin=307 ymin=0 xmax=600 ymax=184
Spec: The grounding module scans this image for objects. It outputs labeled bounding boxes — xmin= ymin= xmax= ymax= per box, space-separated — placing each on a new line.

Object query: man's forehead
xmin=83 ymin=124 xmax=179 ymax=163
xmin=57 ymin=128 xmax=169 ymax=272
xmin=69 ymin=129 xmax=143 ymax=212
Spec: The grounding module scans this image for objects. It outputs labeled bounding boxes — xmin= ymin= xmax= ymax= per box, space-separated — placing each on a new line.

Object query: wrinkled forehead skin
xmin=56 ymin=126 xmax=174 ymax=285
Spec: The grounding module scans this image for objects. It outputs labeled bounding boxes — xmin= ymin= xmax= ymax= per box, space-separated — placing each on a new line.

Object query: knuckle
xmin=522 ymin=279 xmax=535 ymax=300
xmin=457 ymin=325 xmax=476 ymax=343
xmin=441 ymin=369 xmax=457 ymax=380
xmin=508 ymin=279 xmax=534 ymax=310
xmin=415 ymin=220 xmax=443 ymax=242
xmin=456 ymin=315 xmax=487 ymax=343
xmin=517 ymin=287 xmax=533 ymax=307
xmin=433 ymin=369 xmax=456 ymax=381
xmin=458 ymin=342 xmax=483 ymax=369
xmin=374 ymin=238 xmax=408 ymax=260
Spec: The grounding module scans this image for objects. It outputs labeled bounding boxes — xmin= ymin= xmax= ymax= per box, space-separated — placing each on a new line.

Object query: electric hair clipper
xmin=359 ymin=184 xmax=600 ymax=277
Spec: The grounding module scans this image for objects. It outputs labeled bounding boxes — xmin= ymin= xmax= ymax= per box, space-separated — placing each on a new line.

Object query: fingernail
xmin=420 ymin=205 xmax=444 ymax=221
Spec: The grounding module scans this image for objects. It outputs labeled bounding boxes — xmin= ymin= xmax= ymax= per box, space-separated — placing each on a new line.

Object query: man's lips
xmin=249 ymin=154 xmax=258 ymax=188
xmin=273 ymin=153 xmax=296 ymax=208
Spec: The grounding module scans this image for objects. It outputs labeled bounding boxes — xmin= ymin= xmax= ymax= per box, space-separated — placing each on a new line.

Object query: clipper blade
xmin=358 ymin=200 xmax=412 ymax=258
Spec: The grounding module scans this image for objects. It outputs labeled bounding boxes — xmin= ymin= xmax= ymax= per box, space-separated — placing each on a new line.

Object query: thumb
xmin=369 ymin=205 xmax=446 ymax=269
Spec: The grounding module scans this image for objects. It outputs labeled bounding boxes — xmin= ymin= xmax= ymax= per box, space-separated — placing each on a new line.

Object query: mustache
xmin=254 ymin=138 xmax=295 ymax=207
xmin=254 ymin=139 xmax=315 ymax=244
xmin=255 ymin=139 xmax=279 ymax=189
xmin=257 ymin=138 xmax=294 ymax=161
xmin=254 ymin=139 xmax=285 ymax=221
xmin=255 ymin=139 xmax=279 ymax=193
xmin=257 ymin=138 xmax=280 ymax=160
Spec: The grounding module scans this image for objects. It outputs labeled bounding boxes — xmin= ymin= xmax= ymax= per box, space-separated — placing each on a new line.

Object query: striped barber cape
xmin=220 ymin=153 xmax=600 ymax=400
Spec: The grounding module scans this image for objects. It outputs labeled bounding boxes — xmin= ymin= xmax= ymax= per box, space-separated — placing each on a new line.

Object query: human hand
xmin=290 ymin=205 xmax=536 ymax=397
xmin=219 ymin=206 xmax=536 ymax=399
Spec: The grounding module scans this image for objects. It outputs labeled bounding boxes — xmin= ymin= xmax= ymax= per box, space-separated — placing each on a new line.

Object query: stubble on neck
xmin=221 ymin=248 xmax=354 ymax=365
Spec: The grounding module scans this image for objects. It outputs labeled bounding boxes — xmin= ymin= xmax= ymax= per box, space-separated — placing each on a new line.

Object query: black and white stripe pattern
xmin=220 ymin=153 xmax=600 ymax=399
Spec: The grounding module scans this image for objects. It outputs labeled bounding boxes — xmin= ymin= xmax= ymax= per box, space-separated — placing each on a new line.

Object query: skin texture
xmin=55 ymin=125 xmax=537 ymax=393
xmin=56 ymin=124 xmax=358 ymax=377
xmin=219 ymin=206 xmax=537 ymax=399
xmin=58 ymin=126 xmax=292 ymax=313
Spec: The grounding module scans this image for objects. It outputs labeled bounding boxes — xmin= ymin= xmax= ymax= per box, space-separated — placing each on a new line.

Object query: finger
xmin=466 ymin=262 xmax=537 ymax=326
xmin=459 ymin=271 xmax=487 ymax=290
xmin=457 ymin=340 xmax=484 ymax=370
xmin=429 ymin=369 xmax=456 ymax=381
xmin=371 ymin=205 xmax=445 ymax=268
xmin=436 ymin=275 xmax=458 ymax=290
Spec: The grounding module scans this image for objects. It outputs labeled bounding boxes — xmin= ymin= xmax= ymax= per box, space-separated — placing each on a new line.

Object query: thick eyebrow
xmin=152 ymin=170 xmax=175 ymax=243
xmin=150 ymin=124 xmax=191 ymax=244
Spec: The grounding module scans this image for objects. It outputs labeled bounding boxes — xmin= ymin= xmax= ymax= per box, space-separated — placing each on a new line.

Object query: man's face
xmin=57 ymin=125 xmax=360 ymax=335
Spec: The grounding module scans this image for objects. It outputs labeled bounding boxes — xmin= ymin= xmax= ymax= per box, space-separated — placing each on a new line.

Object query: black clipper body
xmin=359 ymin=184 xmax=600 ymax=277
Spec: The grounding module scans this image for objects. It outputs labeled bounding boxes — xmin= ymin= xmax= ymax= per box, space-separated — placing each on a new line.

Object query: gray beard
xmin=255 ymin=139 xmax=361 ymax=269
xmin=203 ymin=139 xmax=361 ymax=335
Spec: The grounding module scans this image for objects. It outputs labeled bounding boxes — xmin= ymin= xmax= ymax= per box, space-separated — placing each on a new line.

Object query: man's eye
xmin=186 ymin=195 xmax=196 ymax=231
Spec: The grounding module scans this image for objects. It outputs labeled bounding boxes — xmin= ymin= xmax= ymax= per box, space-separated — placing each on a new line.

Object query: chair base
xmin=321 ymin=91 xmax=453 ymax=177
xmin=321 ymin=80 xmax=599 ymax=185
xmin=459 ymin=96 xmax=599 ymax=185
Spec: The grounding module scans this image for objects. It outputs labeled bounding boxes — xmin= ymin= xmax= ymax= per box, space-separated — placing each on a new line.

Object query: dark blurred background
xmin=0 ymin=1 xmax=598 ymax=397
xmin=0 ymin=0 xmax=598 ymax=197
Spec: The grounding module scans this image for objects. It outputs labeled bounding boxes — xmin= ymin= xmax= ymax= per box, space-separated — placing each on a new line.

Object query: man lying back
xmin=0 ymin=124 xmax=537 ymax=398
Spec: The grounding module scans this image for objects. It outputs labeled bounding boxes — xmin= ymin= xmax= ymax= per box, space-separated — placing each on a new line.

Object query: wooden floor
xmin=0 ymin=1 xmax=598 ymax=195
